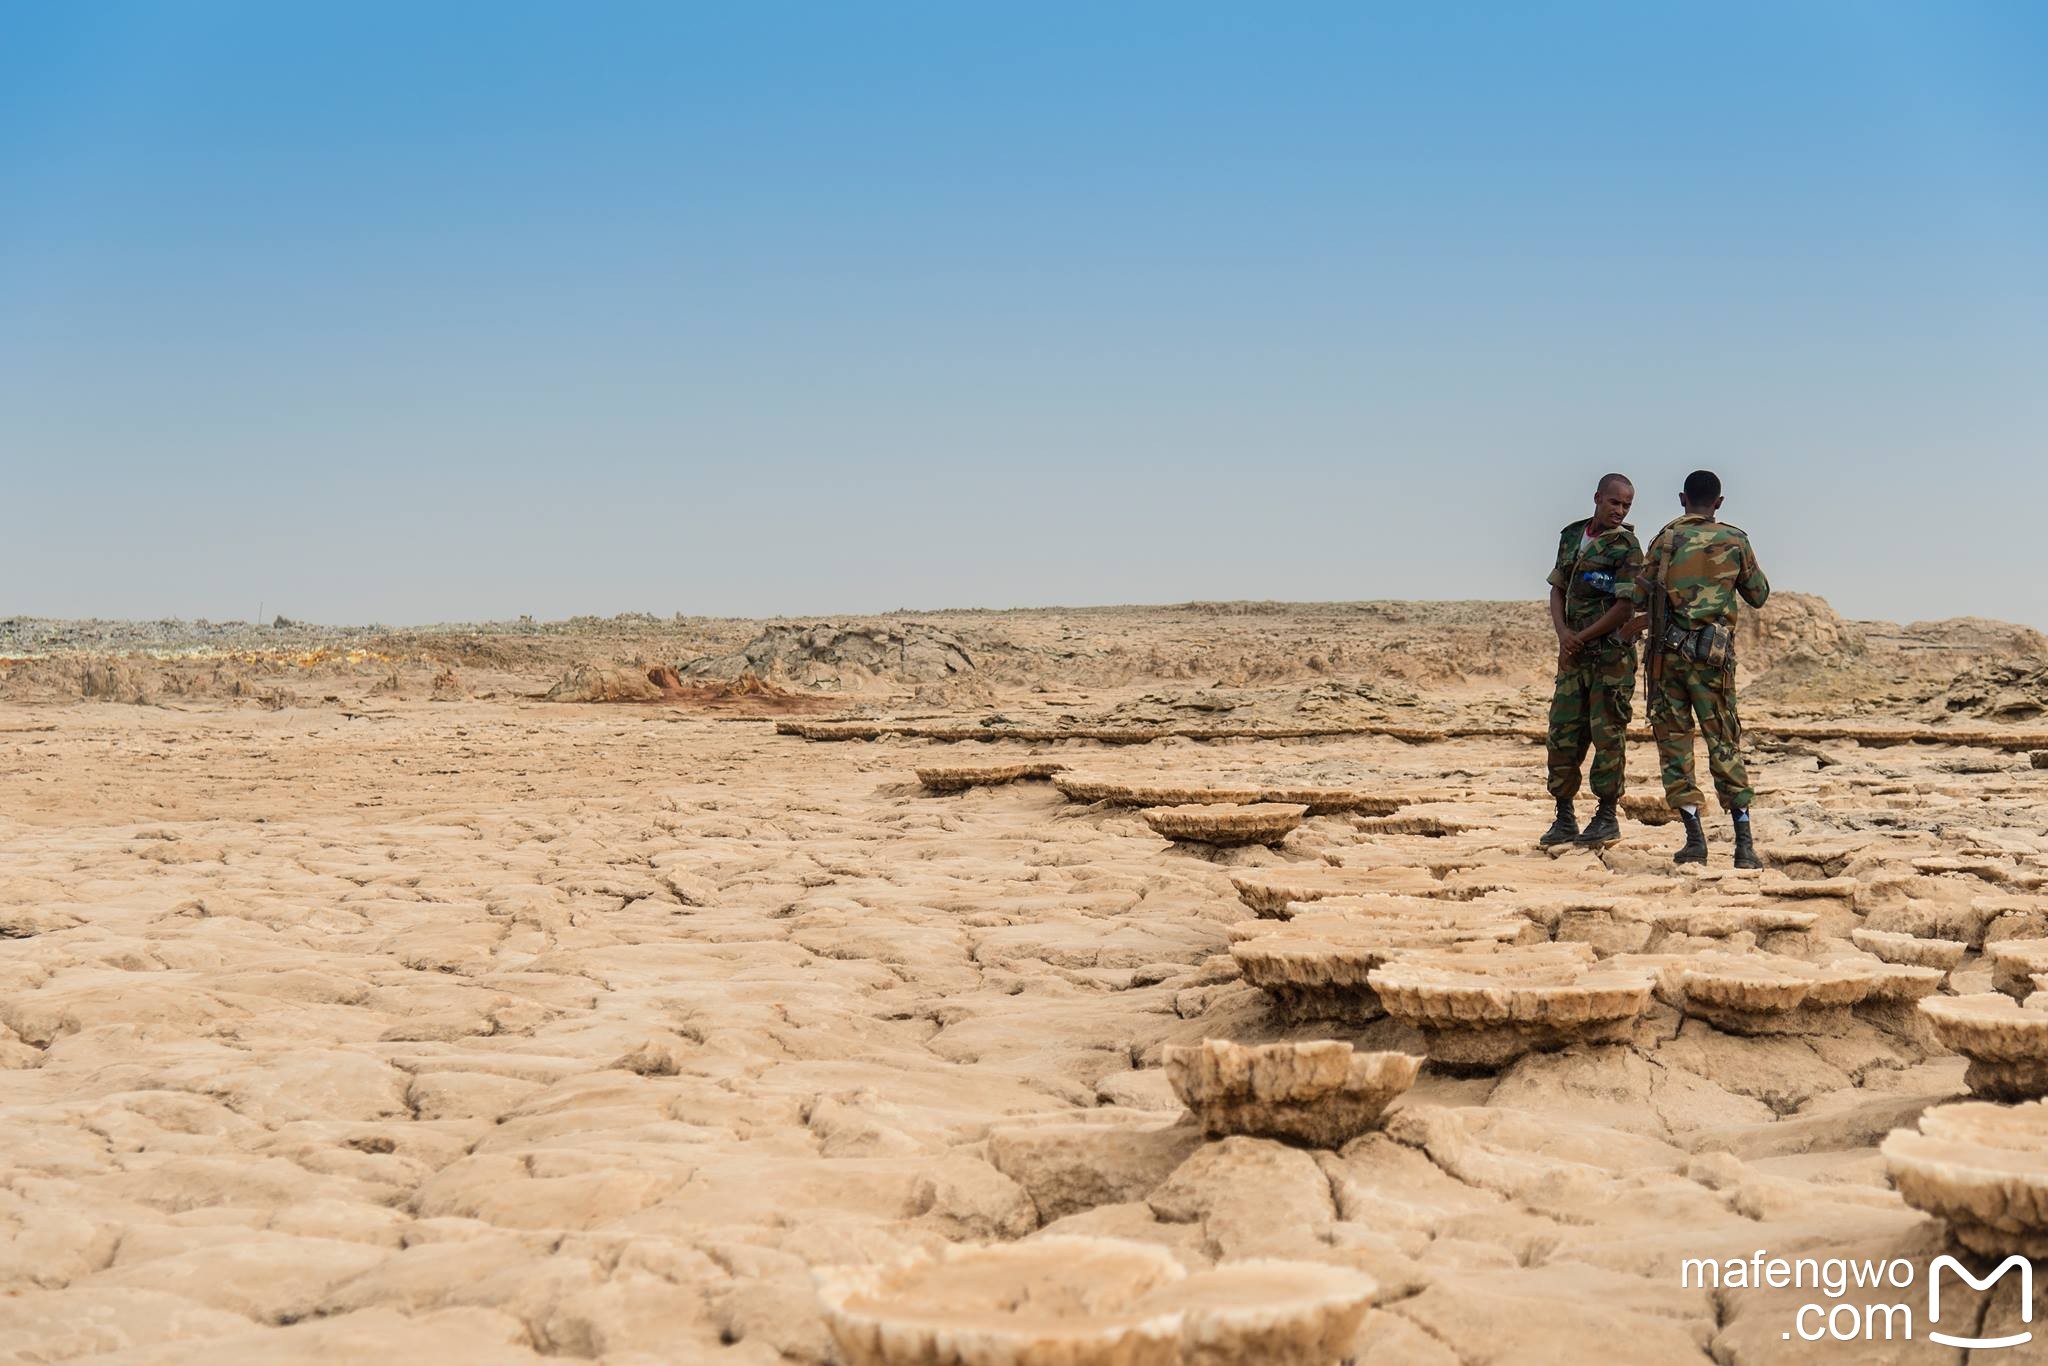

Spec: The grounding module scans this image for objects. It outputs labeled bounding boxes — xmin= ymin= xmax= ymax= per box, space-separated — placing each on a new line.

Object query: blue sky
xmin=4 ymin=3 xmax=2045 ymax=625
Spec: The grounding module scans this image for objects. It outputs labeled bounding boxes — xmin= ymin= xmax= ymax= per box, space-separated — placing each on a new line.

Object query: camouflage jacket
xmin=1642 ymin=514 xmax=1769 ymax=631
xmin=1547 ymin=518 xmax=1645 ymax=635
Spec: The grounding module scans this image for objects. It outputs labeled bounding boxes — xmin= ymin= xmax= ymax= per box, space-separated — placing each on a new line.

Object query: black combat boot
xmin=1575 ymin=797 xmax=1621 ymax=848
xmin=1731 ymin=810 xmax=1762 ymax=870
xmin=1539 ymin=797 xmax=1578 ymax=847
xmin=1673 ymin=808 xmax=1708 ymax=865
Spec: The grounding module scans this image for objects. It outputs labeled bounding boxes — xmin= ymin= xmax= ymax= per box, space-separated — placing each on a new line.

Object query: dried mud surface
xmin=5 ymin=601 xmax=2048 ymax=1363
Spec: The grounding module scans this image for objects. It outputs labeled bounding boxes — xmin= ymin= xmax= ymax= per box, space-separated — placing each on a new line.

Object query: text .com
xmin=1681 ymin=1251 xmax=2035 ymax=1348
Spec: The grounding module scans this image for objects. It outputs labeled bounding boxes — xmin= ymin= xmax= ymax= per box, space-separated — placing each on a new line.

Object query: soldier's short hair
xmin=1684 ymin=469 xmax=1721 ymax=505
xmin=1596 ymin=472 xmax=1632 ymax=496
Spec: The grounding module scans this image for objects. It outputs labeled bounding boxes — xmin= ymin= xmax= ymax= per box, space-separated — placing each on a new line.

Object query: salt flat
xmin=4 ymin=602 xmax=2048 ymax=1362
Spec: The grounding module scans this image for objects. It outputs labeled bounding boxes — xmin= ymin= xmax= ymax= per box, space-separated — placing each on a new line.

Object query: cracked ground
xmin=3 ymin=695 xmax=2046 ymax=1363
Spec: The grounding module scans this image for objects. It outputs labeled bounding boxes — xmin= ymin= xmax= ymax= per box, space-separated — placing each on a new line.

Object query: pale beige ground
xmin=4 ymin=603 xmax=2048 ymax=1363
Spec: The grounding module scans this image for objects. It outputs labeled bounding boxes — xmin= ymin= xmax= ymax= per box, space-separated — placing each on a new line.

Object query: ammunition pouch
xmin=1660 ymin=621 xmax=1735 ymax=670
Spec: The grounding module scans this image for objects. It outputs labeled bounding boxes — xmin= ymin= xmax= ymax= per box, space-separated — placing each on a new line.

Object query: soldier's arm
xmin=1573 ymin=599 xmax=1633 ymax=646
xmin=1608 ymin=534 xmax=1648 ymax=641
xmin=1549 ymin=585 xmax=1578 ymax=657
xmin=1737 ymin=537 xmax=1770 ymax=609
xmin=1545 ymin=532 xmax=1576 ymax=649
xmin=1611 ymin=535 xmax=1649 ymax=604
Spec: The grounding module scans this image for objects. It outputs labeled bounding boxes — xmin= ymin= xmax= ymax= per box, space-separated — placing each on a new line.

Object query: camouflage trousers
xmin=1546 ymin=642 xmax=1637 ymax=801
xmin=1649 ymin=654 xmax=1754 ymax=810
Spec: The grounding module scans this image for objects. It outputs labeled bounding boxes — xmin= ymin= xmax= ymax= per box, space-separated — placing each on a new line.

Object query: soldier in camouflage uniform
xmin=1540 ymin=473 xmax=1646 ymax=848
xmin=1641 ymin=469 xmax=1770 ymax=867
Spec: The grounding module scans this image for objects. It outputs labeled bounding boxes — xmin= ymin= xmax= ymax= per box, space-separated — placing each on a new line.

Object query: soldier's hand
xmin=1616 ymin=617 xmax=1644 ymax=645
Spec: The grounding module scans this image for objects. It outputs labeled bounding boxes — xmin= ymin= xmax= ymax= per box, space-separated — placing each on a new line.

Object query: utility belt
xmin=1658 ymin=620 xmax=1736 ymax=670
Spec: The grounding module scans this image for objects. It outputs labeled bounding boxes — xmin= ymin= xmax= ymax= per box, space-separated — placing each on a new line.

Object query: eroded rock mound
xmin=683 ymin=621 xmax=982 ymax=691
xmin=1921 ymin=995 xmax=2048 ymax=1100
xmin=1142 ymin=803 xmax=1306 ymax=848
xmin=1162 ymin=1040 xmax=1421 ymax=1147
xmin=1368 ymin=944 xmax=1654 ymax=1070
xmin=543 ymin=664 xmax=665 ymax=702
xmin=1884 ymin=1101 xmax=2048 ymax=1257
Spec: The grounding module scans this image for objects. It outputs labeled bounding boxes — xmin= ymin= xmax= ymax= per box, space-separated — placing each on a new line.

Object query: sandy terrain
xmin=5 ymin=600 xmax=2048 ymax=1363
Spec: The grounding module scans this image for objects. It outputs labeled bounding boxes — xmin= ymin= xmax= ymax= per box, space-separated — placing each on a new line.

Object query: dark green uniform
xmin=1643 ymin=514 xmax=1770 ymax=810
xmin=1545 ymin=518 xmax=1644 ymax=803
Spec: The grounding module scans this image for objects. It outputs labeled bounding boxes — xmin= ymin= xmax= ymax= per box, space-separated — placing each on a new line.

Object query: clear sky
xmin=5 ymin=3 xmax=2045 ymax=626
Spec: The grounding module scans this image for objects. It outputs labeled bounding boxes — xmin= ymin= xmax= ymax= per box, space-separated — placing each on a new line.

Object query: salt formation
xmin=1650 ymin=952 xmax=1941 ymax=1034
xmin=1920 ymin=995 xmax=2048 ymax=1101
xmin=1051 ymin=775 xmax=1399 ymax=814
xmin=916 ymin=761 xmax=1065 ymax=792
xmin=1138 ymin=1261 xmax=1378 ymax=1366
xmin=1884 ymin=1101 xmax=2048 ymax=1257
xmin=1986 ymin=938 xmax=2048 ymax=1000
xmin=1142 ymin=803 xmax=1306 ymax=847
xmin=1161 ymin=1039 xmax=1421 ymax=1147
xmin=813 ymin=1235 xmax=1375 ymax=1366
xmin=815 ymin=1237 xmax=1183 ymax=1366
xmin=1057 ymin=775 xmax=1265 ymax=806
xmin=1367 ymin=943 xmax=1655 ymax=1070
xmin=1851 ymin=927 xmax=1967 ymax=972
xmin=1226 ymin=866 xmax=1439 ymax=919
xmin=1352 ymin=812 xmax=1476 ymax=837
xmin=1230 ymin=904 xmax=1537 ymax=1022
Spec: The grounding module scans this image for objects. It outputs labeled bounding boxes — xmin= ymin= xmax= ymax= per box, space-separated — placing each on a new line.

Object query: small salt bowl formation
xmin=1919 ymin=995 xmax=2048 ymax=1101
xmin=814 ymin=1235 xmax=1377 ymax=1366
xmin=1227 ymin=867 xmax=1440 ymax=919
xmin=1883 ymin=1101 xmax=2048 ymax=1258
xmin=1142 ymin=802 xmax=1307 ymax=848
xmin=1161 ymin=1039 xmax=1422 ymax=1148
xmin=916 ymin=761 xmax=1067 ymax=792
xmin=1056 ymin=775 xmax=1265 ymax=806
xmin=1646 ymin=951 xmax=1942 ymax=1035
xmin=1229 ymin=902 xmax=1538 ymax=1022
xmin=1985 ymin=938 xmax=2048 ymax=1001
xmin=1850 ymin=927 xmax=1967 ymax=974
xmin=1367 ymin=942 xmax=1656 ymax=1070
xmin=1051 ymin=773 xmax=1404 ymax=815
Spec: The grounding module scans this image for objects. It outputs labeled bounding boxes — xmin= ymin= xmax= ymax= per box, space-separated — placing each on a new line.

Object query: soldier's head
xmin=1682 ymin=469 xmax=1724 ymax=516
xmin=1591 ymin=473 xmax=1633 ymax=531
